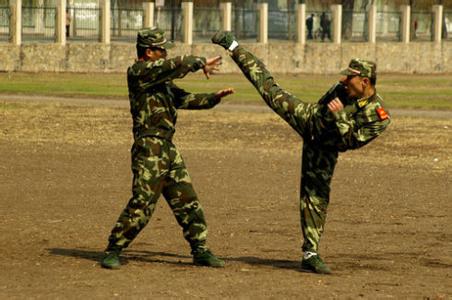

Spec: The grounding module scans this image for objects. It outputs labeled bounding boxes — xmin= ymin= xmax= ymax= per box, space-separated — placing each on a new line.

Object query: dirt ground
xmin=0 ymin=97 xmax=451 ymax=299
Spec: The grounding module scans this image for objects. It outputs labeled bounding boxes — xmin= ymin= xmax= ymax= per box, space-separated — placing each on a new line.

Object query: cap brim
xmin=136 ymin=41 xmax=175 ymax=50
xmin=339 ymin=69 xmax=353 ymax=76
xmin=340 ymin=68 xmax=357 ymax=76
xmin=162 ymin=41 xmax=174 ymax=49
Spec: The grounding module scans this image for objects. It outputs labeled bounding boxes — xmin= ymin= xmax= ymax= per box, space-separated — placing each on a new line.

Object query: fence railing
xmin=22 ymin=6 xmax=56 ymax=42
xmin=268 ymin=9 xmax=296 ymax=41
xmin=0 ymin=6 xmax=9 ymax=42
xmin=154 ymin=6 xmax=182 ymax=42
xmin=376 ymin=11 xmax=401 ymax=41
xmin=193 ymin=7 xmax=221 ymax=42
xmin=412 ymin=11 xmax=433 ymax=41
xmin=111 ymin=8 xmax=144 ymax=42
xmin=3 ymin=3 xmax=451 ymax=45
xmin=232 ymin=7 xmax=259 ymax=40
xmin=444 ymin=10 xmax=451 ymax=40
xmin=67 ymin=6 xmax=100 ymax=41
xmin=342 ymin=10 xmax=367 ymax=42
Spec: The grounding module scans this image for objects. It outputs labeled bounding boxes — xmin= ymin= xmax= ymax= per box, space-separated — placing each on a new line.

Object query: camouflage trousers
xmin=231 ymin=46 xmax=338 ymax=253
xmin=106 ymin=136 xmax=208 ymax=253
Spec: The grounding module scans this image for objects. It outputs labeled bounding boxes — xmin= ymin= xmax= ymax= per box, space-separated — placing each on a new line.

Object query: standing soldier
xmin=211 ymin=31 xmax=390 ymax=274
xmin=101 ymin=27 xmax=234 ymax=269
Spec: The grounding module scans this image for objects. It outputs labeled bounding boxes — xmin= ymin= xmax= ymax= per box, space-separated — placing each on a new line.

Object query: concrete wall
xmin=0 ymin=42 xmax=451 ymax=74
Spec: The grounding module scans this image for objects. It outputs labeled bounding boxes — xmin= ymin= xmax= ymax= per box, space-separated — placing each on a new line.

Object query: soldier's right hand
xmin=327 ymin=97 xmax=344 ymax=113
xmin=203 ymin=56 xmax=222 ymax=79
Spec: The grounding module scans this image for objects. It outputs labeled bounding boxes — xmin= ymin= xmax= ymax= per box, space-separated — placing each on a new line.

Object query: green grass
xmin=0 ymin=72 xmax=451 ymax=109
xmin=0 ymin=72 xmax=126 ymax=98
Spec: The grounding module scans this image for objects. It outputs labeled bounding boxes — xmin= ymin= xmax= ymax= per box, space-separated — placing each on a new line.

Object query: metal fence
xmin=193 ymin=7 xmax=221 ymax=42
xmin=22 ymin=6 xmax=56 ymax=42
xmin=376 ymin=11 xmax=401 ymax=41
xmin=412 ymin=11 xmax=433 ymax=41
xmin=306 ymin=11 xmax=333 ymax=42
xmin=3 ymin=5 xmax=452 ymax=44
xmin=268 ymin=9 xmax=296 ymax=41
xmin=111 ymin=8 xmax=144 ymax=42
xmin=154 ymin=6 xmax=182 ymax=42
xmin=0 ymin=6 xmax=9 ymax=42
xmin=342 ymin=10 xmax=367 ymax=42
xmin=232 ymin=7 xmax=259 ymax=40
xmin=443 ymin=10 xmax=451 ymax=40
xmin=67 ymin=6 xmax=100 ymax=41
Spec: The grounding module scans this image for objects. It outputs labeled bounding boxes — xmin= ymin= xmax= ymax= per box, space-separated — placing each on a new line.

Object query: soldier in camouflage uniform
xmin=101 ymin=27 xmax=234 ymax=269
xmin=212 ymin=31 xmax=390 ymax=274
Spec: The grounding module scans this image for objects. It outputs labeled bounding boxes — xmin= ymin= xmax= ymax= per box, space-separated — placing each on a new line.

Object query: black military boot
xmin=192 ymin=249 xmax=225 ymax=268
xmin=211 ymin=31 xmax=237 ymax=50
xmin=301 ymin=254 xmax=332 ymax=274
xmin=101 ymin=248 xmax=121 ymax=269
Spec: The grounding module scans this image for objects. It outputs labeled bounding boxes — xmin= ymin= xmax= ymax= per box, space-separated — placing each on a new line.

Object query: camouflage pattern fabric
xmin=230 ymin=46 xmax=390 ymax=253
xmin=340 ymin=58 xmax=376 ymax=79
xmin=107 ymin=137 xmax=208 ymax=252
xmin=136 ymin=27 xmax=174 ymax=49
xmin=300 ymin=142 xmax=338 ymax=252
xmin=106 ymin=55 xmax=220 ymax=253
xmin=127 ymin=56 xmax=220 ymax=141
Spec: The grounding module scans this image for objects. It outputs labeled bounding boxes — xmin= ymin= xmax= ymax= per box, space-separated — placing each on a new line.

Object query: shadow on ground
xmin=48 ymin=247 xmax=301 ymax=270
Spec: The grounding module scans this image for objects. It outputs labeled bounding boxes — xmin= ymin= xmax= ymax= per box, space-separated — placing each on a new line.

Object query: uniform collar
xmin=356 ymin=91 xmax=377 ymax=108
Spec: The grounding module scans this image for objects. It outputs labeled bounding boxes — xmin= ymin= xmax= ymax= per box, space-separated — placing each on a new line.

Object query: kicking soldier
xmin=101 ymin=27 xmax=234 ymax=269
xmin=212 ymin=31 xmax=390 ymax=274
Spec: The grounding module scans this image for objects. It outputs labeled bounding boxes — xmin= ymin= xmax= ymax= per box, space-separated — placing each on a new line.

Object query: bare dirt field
xmin=0 ymin=97 xmax=451 ymax=299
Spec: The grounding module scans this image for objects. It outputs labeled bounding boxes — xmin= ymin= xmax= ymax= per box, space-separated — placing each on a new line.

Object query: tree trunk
xmin=342 ymin=0 xmax=354 ymax=40
xmin=287 ymin=0 xmax=294 ymax=39
xmin=409 ymin=0 xmax=416 ymax=40
xmin=362 ymin=0 xmax=369 ymax=41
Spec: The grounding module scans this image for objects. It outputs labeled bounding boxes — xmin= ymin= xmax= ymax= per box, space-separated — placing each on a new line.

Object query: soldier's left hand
xmin=215 ymin=88 xmax=235 ymax=100
xmin=327 ymin=97 xmax=344 ymax=112
xmin=203 ymin=56 xmax=222 ymax=79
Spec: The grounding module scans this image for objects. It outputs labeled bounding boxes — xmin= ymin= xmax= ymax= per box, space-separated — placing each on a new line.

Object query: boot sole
xmin=101 ymin=262 xmax=121 ymax=269
xmin=193 ymin=261 xmax=225 ymax=268
xmin=300 ymin=266 xmax=332 ymax=274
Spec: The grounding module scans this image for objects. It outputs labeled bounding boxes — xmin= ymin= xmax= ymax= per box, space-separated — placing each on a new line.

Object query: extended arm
xmin=171 ymin=83 xmax=234 ymax=109
xmin=135 ymin=55 xmax=206 ymax=91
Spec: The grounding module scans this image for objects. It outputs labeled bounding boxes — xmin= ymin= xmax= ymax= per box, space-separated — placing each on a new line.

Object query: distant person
xmin=66 ymin=9 xmax=71 ymax=38
xmin=100 ymin=27 xmax=234 ymax=270
xmin=442 ymin=17 xmax=448 ymax=39
xmin=320 ymin=12 xmax=331 ymax=41
xmin=212 ymin=30 xmax=391 ymax=274
xmin=306 ymin=14 xmax=314 ymax=40
xmin=413 ymin=19 xmax=418 ymax=39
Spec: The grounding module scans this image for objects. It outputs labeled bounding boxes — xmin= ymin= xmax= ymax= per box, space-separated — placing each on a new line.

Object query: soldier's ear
xmin=362 ymin=77 xmax=370 ymax=88
xmin=145 ymin=48 xmax=158 ymax=61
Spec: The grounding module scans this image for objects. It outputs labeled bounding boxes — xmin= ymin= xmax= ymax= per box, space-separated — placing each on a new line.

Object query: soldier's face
xmin=148 ymin=48 xmax=167 ymax=61
xmin=341 ymin=75 xmax=366 ymax=98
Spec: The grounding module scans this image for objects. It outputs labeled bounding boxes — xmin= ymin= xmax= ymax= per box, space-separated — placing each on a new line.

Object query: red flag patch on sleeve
xmin=376 ymin=107 xmax=389 ymax=120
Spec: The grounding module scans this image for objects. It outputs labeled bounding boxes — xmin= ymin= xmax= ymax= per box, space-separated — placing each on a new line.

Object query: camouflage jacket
xmin=127 ymin=55 xmax=220 ymax=141
xmin=315 ymin=92 xmax=390 ymax=152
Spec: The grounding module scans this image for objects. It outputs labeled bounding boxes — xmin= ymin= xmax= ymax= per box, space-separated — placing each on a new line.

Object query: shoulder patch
xmin=376 ymin=107 xmax=390 ymax=120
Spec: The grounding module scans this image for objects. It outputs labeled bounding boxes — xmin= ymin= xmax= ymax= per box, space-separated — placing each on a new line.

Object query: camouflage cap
xmin=136 ymin=27 xmax=174 ymax=49
xmin=340 ymin=58 xmax=376 ymax=79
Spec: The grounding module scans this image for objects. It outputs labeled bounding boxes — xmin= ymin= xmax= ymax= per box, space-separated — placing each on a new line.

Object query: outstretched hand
xmin=203 ymin=56 xmax=222 ymax=79
xmin=215 ymin=88 xmax=235 ymax=100
xmin=327 ymin=97 xmax=344 ymax=113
